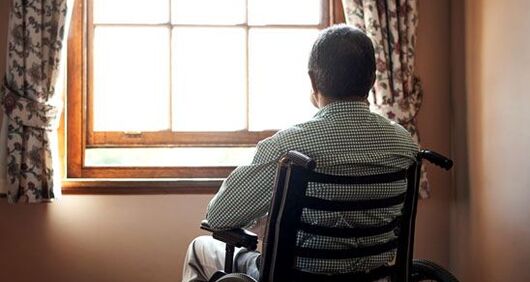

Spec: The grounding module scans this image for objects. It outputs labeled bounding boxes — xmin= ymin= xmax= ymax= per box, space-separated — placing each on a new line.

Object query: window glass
xmin=93 ymin=0 xmax=169 ymax=24
xmin=171 ymin=0 xmax=246 ymax=25
xmin=93 ymin=26 xmax=171 ymax=131
xmin=85 ymin=147 xmax=256 ymax=167
xmin=248 ymin=0 xmax=323 ymax=25
xmin=249 ymin=28 xmax=319 ymax=130
xmin=171 ymin=27 xmax=247 ymax=131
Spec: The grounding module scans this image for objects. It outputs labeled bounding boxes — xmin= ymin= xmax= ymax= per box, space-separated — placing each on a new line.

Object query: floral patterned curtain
xmin=342 ymin=0 xmax=429 ymax=198
xmin=0 ymin=0 xmax=69 ymax=203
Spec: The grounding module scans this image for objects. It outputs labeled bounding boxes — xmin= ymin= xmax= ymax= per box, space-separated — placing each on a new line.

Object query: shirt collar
xmin=313 ymin=101 xmax=370 ymax=119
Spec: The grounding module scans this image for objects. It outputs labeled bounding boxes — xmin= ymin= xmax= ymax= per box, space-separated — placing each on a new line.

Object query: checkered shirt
xmin=206 ymin=101 xmax=418 ymax=274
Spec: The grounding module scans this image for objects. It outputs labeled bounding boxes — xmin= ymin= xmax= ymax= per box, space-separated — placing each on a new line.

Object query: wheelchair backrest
xmin=258 ymin=150 xmax=423 ymax=282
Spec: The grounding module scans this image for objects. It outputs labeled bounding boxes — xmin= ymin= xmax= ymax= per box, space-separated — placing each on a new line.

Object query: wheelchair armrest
xmin=201 ymin=220 xmax=258 ymax=251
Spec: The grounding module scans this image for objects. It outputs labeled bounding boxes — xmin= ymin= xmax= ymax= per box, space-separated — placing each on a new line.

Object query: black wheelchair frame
xmin=201 ymin=149 xmax=457 ymax=282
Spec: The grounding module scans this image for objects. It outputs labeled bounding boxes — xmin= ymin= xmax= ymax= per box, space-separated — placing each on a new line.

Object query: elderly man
xmin=182 ymin=24 xmax=417 ymax=282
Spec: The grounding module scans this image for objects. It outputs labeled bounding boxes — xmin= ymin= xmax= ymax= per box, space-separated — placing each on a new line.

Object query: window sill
xmin=61 ymin=178 xmax=222 ymax=194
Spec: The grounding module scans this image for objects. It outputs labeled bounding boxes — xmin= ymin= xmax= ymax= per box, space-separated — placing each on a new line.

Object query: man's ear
xmin=308 ymin=70 xmax=318 ymax=93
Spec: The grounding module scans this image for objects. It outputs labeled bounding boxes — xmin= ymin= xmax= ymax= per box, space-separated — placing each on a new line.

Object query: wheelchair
xmin=201 ymin=149 xmax=458 ymax=282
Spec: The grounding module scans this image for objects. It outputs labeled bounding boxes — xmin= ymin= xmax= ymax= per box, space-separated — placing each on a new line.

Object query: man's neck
xmin=317 ymin=94 xmax=368 ymax=109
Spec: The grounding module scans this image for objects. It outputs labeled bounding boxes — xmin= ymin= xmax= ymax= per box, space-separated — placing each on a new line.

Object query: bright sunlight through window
xmin=86 ymin=0 xmax=325 ymax=167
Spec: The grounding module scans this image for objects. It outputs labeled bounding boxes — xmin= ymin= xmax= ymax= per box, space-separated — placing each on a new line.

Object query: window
xmin=66 ymin=0 xmax=343 ymax=190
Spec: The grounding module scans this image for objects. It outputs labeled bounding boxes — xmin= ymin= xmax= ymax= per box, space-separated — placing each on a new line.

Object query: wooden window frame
xmin=65 ymin=0 xmax=345 ymax=194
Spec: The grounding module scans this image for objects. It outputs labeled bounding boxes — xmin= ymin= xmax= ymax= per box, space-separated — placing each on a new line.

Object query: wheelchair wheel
xmin=215 ymin=273 xmax=257 ymax=282
xmin=410 ymin=259 xmax=459 ymax=282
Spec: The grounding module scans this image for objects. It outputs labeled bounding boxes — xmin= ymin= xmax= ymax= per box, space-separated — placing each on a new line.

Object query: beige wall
xmin=414 ymin=0 xmax=452 ymax=267
xmin=0 ymin=0 xmax=453 ymax=281
xmin=450 ymin=0 xmax=530 ymax=281
xmin=0 ymin=195 xmax=212 ymax=282
xmin=449 ymin=0 xmax=472 ymax=280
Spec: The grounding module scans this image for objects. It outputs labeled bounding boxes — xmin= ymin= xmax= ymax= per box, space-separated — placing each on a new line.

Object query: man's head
xmin=308 ymin=24 xmax=376 ymax=107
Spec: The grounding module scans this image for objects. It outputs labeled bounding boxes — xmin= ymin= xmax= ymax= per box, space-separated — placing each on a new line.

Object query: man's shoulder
xmin=262 ymin=110 xmax=417 ymax=155
xmin=370 ymin=112 xmax=414 ymax=138
xmin=369 ymin=113 xmax=419 ymax=157
xmin=268 ymin=117 xmax=326 ymax=143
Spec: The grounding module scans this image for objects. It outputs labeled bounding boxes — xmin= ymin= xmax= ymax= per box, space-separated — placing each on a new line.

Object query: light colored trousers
xmin=182 ymin=236 xmax=260 ymax=282
xmin=182 ymin=236 xmax=390 ymax=282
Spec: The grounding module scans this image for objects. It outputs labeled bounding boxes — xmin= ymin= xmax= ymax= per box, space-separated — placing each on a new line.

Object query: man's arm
xmin=206 ymin=138 xmax=282 ymax=230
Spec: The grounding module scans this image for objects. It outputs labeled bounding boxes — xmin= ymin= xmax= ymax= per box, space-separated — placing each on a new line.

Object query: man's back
xmin=183 ymin=25 xmax=419 ymax=282
xmin=207 ymin=100 xmax=417 ymax=273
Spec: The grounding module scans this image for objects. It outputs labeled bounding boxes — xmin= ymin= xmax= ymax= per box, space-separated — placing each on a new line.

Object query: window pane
xmin=249 ymin=28 xmax=319 ymax=131
xmin=248 ymin=0 xmax=323 ymax=25
xmin=93 ymin=27 xmax=170 ymax=132
xmin=93 ymin=0 xmax=169 ymax=24
xmin=172 ymin=27 xmax=246 ymax=131
xmin=85 ymin=147 xmax=256 ymax=167
xmin=171 ymin=0 xmax=246 ymax=24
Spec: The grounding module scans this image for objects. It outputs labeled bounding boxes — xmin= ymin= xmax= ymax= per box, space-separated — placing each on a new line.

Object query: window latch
xmin=123 ymin=131 xmax=143 ymax=138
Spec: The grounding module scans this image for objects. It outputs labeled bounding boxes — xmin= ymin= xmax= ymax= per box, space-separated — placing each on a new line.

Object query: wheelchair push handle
xmin=282 ymin=150 xmax=317 ymax=170
xmin=419 ymin=149 xmax=453 ymax=170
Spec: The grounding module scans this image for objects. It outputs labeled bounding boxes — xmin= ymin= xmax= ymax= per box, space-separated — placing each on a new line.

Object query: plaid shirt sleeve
xmin=206 ymin=137 xmax=283 ymax=230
